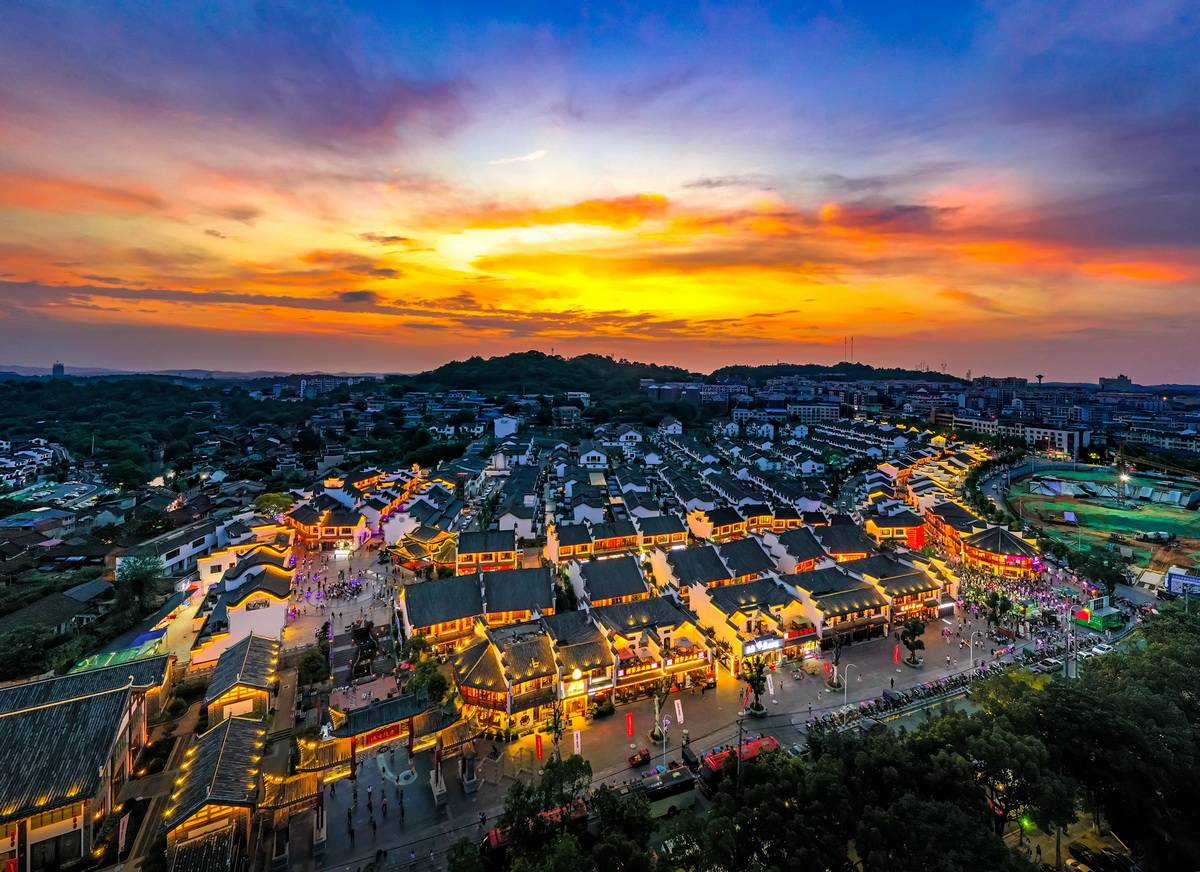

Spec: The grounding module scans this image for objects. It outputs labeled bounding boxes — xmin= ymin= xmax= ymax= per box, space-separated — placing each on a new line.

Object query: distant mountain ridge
xmin=393 ymin=351 xmax=966 ymax=394
xmin=3 ymin=353 xmax=1192 ymax=390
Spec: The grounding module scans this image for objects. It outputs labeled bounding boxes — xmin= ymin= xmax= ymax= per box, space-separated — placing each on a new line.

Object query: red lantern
xmin=625 ymin=712 xmax=634 ymax=737
xmin=893 ymin=644 xmax=901 ymax=664
xmin=535 ymin=734 xmax=543 ymax=762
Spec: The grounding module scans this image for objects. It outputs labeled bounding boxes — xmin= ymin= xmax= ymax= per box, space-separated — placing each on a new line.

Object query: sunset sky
xmin=1 ymin=1 xmax=1197 ymax=381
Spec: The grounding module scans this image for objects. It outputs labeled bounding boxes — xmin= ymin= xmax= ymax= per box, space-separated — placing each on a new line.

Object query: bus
xmin=697 ymin=736 xmax=780 ymax=796
xmin=619 ymin=767 xmax=698 ymax=817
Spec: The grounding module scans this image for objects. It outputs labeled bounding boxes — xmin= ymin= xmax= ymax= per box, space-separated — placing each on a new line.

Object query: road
xmin=979 ymin=457 xmax=1107 ymax=517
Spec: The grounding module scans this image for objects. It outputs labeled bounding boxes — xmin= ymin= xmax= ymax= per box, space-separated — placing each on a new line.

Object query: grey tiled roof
xmin=169 ymin=826 xmax=236 ymax=872
xmin=776 ymin=528 xmax=828 ymax=562
xmin=634 ymin=514 xmax=686 ymax=537
xmin=205 ymin=635 xmax=279 ymax=703
xmin=707 ymin=578 xmax=795 ymax=615
xmin=814 ymin=523 xmax=878 ymax=556
xmin=554 ymin=523 xmax=593 ymax=547
xmin=458 ymin=530 xmax=516 ymax=554
xmin=402 ymin=575 xmax=483 ymax=628
xmin=962 ymin=526 xmax=1040 ymax=558
xmin=0 ymin=685 xmax=131 ymax=824
xmin=717 ymin=537 xmax=774 ymax=577
xmin=165 ymin=717 xmax=265 ymax=830
xmin=483 ymin=567 xmax=553 ymax=614
xmin=705 ymin=506 xmax=744 ymax=527
xmin=579 ymin=555 xmax=648 ymax=601
xmin=0 ymin=654 xmax=171 ymax=714
xmin=592 ymin=596 xmax=693 ymax=633
xmin=667 ymin=546 xmax=732 ymax=586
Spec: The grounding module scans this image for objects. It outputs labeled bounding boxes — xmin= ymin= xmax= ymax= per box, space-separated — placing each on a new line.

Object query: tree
xmin=400 ymin=634 xmax=431 ymax=662
xmin=405 ymin=654 xmax=449 ymax=705
xmin=117 ymin=553 xmax=164 ymax=612
xmin=315 ymin=621 xmax=331 ymax=657
xmin=499 ymin=755 xmax=593 ymax=860
xmin=297 ymin=650 xmax=328 ymax=686
xmin=900 ymin=618 xmax=926 ymax=665
xmin=739 ymin=655 xmax=769 ymax=713
xmin=253 ymin=492 xmax=295 ymax=515
xmin=294 ymin=427 xmax=322 ymax=453
xmin=446 ymin=838 xmax=486 ymax=872
xmin=0 ymin=625 xmax=56 ymax=680
xmin=985 ymin=591 xmax=1013 ymax=628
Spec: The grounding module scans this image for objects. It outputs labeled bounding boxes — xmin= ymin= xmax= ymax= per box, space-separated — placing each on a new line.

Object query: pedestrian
xmin=479 ymin=811 xmax=487 ymax=828
xmin=409 ymin=849 xmax=416 ymax=869
xmin=382 ymin=797 xmax=388 ymax=818
xmin=889 ymin=677 xmax=895 ymax=690
xmin=370 ymin=818 xmax=377 ymax=838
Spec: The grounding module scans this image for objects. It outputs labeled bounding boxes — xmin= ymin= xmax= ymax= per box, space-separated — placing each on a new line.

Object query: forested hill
xmin=391 ymin=352 xmax=694 ymax=398
xmin=707 ymin=361 xmax=965 ymax=385
xmin=0 ymin=377 xmax=321 ymax=485
xmin=395 ymin=353 xmax=964 ymax=394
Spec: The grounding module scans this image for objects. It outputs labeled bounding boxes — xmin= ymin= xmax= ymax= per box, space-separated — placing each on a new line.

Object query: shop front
xmin=509 ymin=687 xmax=557 ymax=736
xmin=781 ymin=623 xmax=819 ymax=659
xmin=613 ymin=650 xmax=710 ymax=705
xmin=891 ymin=594 xmax=940 ymax=622
xmin=821 ymin=614 xmax=888 ymax=648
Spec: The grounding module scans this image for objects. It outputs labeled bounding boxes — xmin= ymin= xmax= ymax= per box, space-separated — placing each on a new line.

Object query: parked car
xmin=1034 ymin=658 xmax=1063 ymax=673
xmin=1092 ymin=643 xmax=1115 ymax=655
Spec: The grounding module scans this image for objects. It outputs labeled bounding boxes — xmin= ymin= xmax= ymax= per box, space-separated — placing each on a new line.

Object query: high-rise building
xmin=51 ymin=361 xmax=65 ymax=378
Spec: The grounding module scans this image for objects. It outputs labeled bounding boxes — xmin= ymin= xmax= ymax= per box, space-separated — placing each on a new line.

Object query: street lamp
xmin=969 ymin=630 xmax=986 ymax=668
xmin=842 ymin=663 xmax=859 ymax=706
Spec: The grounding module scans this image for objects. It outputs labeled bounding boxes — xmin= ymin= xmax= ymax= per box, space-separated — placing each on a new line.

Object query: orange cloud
xmin=459 ymin=193 xmax=669 ymax=229
xmin=1078 ymin=260 xmax=1192 ymax=283
xmin=0 ymin=169 xmax=167 ymax=214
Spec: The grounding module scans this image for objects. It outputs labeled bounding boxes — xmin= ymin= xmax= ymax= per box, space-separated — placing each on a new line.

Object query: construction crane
xmin=1115 ymin=442 xmax=1198 ymax=480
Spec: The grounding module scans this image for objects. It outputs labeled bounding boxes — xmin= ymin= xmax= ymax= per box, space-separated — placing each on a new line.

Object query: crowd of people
xmin=288 ymin=549 xmax=397 ymax=629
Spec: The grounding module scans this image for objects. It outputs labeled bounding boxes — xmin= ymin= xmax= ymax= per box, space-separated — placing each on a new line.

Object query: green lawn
xmin=1011 ymin=470 xmax=1200 ymax=569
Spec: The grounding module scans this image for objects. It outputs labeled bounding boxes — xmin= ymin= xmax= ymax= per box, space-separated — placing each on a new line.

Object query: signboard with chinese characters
xmin=362 ymin=722 xmax=403 ymax=750
xmin=742 ymin=635 xmax=783 ymax=656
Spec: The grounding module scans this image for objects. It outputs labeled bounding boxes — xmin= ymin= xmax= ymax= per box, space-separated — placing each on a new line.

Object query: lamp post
xmin=842 ymin=663 xmax=859 ymax=707
xmin=969 ymin=630 xmax=986 ymax=668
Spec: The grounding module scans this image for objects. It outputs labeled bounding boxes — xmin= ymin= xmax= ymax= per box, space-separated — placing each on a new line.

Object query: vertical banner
xmin=573 ymin=730 xmax=581 ymax=756
xmin=535 ymin=734 xmax=543 ymax=762
xmin=674 ymin=698 xmax=684 ymax=724
xmin=766 ymin=674 xmax=775 ymax=697
xmin=625 ymin=712 xmax=634 ymax=737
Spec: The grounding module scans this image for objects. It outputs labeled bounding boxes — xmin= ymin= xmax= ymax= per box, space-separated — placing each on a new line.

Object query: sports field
xmin=1009 ymin=468 xmax=1200 ymax=569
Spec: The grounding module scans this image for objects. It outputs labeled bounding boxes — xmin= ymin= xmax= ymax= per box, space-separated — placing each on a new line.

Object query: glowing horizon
xmin=1 ymin=2 xmax=1197 ymax=381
